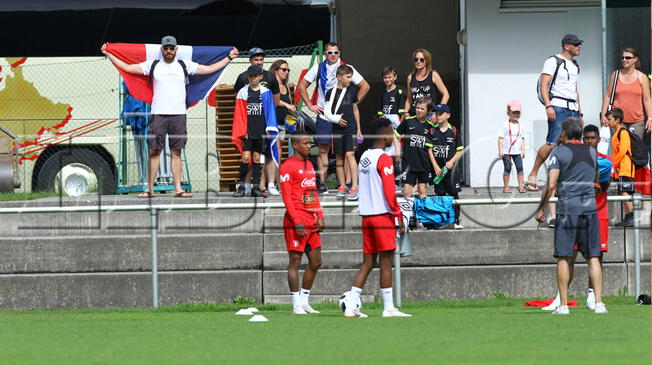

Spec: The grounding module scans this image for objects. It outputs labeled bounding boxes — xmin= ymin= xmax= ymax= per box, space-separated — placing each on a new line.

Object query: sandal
xmin=503 ymin=187 xmax=512 ymax=193
xmin=138 ymin=191 xmax=154 ymax=198
xmin=518 ymin=186 xmax=527 ymax=193
xmin=173 ymin=191 xmax=193 ymax=198
xmin=523 ymin=182 xmax=539 ymax=191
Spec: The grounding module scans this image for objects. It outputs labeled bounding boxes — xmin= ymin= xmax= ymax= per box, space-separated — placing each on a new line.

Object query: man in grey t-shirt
xmin=535 ymin=117 xmax=607 ymax=315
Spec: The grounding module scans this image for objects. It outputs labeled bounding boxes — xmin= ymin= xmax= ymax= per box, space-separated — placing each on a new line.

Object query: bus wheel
xmin=35 ymin=148 xmax=115 ymax=196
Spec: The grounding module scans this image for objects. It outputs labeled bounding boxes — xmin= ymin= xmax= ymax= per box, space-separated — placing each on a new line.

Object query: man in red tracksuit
xmin=279 ymin=132 xmax=325 ymax=315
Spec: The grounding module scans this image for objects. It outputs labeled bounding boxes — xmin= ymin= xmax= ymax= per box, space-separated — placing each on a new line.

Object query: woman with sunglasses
xmin=270 ymin=59 xmax=296 ymax=130
xmin=403 ymin=48 xmax=449 ymax=121
xmin=600 ymin=47 xmax=652 ymax=140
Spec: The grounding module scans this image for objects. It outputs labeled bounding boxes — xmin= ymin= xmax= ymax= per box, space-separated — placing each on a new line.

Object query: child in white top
xmin=498 ymin=100 xmax=526 ymax=193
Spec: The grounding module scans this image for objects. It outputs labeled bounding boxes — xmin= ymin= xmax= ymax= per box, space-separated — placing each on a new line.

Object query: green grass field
xmin=0 ymin=296 xmax=648 ymax=365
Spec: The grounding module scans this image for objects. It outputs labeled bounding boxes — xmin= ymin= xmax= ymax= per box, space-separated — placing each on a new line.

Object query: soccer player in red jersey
xmin=343 ymin=118 xmax=409 ymax=318
xmin=279 ymin=133 xmax=325 ymax=314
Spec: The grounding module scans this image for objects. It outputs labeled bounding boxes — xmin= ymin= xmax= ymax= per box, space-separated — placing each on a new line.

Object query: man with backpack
xmin=525 ymin=34 xmax=583 ymax=192
xmin=102 ymin=36 xmax=238 ymax=198
xmin=607 ymin=108 xmax=648 ymax=227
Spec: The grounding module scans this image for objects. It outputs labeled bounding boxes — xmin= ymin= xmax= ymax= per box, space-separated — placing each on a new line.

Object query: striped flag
xmin=105 ymin=43 xmax=233 ymax=108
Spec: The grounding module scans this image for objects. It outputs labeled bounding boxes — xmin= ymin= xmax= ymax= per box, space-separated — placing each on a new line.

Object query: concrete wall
xmin=465 ymin=0 xmax=603 ymax=186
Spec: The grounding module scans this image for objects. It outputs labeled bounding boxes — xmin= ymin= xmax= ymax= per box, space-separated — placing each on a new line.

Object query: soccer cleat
xmin=382 ymin=309 xmax=412 ymax=317
xmin=318 ymin=182 xmax=329 ymax=194
xmin=267 ymin=185 xmax=280 ymax=196
xmin=594 ymin=303 xmax=608 ymax=314
xmin=346 ymin=187 xmax=359 ymax=201
xmin=541 ymin=299 xmax=560 ymax=311
xmin=293 ymin=306 xmax=307 ymax=315
xmin=551 ymin=305 xmax=569 ymax=315
xmin=344 ymin=308 xmax=368 ymax=318
xmin=336 ymin=186 xmax=348 ymax=198
xmin=233 ymin=186 xmax=246 ymax=198
xmin=302 ymin=304 xmax=320 ymax=314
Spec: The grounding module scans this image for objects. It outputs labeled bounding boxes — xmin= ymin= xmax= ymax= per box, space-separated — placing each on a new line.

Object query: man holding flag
xmin=101 ymin=35 xmax=238 ymax=198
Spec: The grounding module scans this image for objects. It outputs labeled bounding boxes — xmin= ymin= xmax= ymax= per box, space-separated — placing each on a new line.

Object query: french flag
xmin=105 ymin=43 xmax=233 ymax=108
xmin=232 ymin=85 xmax=279 ymax=166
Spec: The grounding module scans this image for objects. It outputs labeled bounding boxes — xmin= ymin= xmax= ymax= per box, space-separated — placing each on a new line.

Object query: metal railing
xmin=0 ymin=194 xmax=647 ymax=308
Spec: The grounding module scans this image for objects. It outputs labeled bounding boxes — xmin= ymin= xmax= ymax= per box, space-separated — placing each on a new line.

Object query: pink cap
xmin=507 ymin=99 xmax=522 ymax=112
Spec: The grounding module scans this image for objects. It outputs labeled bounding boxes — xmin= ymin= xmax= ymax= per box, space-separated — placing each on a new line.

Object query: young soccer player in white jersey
xmin=343 ymin=118 xmax=410 ymax=318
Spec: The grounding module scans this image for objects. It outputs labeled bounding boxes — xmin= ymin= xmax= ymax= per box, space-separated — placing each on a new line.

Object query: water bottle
xmin=433 ymin=167 xmax=449 ymax=185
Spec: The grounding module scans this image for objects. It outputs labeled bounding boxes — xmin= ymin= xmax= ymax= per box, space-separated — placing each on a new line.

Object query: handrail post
xmin=632 ymin=192 xmax=642 ymax=301
xmin=393 ymin=249 xmax=401 ymax=307
xmin=150 ymin=207 xmax=159 ymax=309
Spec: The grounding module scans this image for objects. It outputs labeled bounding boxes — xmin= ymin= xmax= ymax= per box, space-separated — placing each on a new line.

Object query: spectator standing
xmin=234 ymin=47 xmax=280 ymax=105
xmin=600 ymin=47 xmax=652 ymax=139
xmin=534 ymin=117 xmax=607 ymax=315
xmin=298 ymin=42 xmax=370 ymax=194
xmin=377 ymin=66 xmax=404 ymax=159
xmin=403 ymin=48 xmax=449 ymax=122
xmin=607 ymin=108 xmax=635 ymax=227
xmin=428 ymin=104 xmax=464 ymax=229
xmin=526 ymin=34 xmax=583 ymax=191
xmin=498 ymin=100 xmax=527 ymax=193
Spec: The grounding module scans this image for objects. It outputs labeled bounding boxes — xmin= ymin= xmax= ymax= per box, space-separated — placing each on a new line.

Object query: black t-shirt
xmin=326 ymin=86 xmax=358 ymax=135
xmin=378 ymin=87 xmax=407 ymax=115
xmin=395 ymin=117 xmax=433 ymax=172
xmin=235 ymin=70 xmax=280 ymax=95
xmin=428 ymin=123 xmax=463 ymax=167
xmin=276 ymin=86 xmax=292 ymax=125
xmin=246 ymin=87 xmax=266 ymax=139
xmin=409 ymin=71 xmax=441 ymax=114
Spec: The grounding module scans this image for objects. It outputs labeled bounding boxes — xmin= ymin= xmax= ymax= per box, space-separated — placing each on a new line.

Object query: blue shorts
xmin=315 ymin=116 xmax=332 ymax=145
xmin=546 ymin=106 xmax=580 ymax=145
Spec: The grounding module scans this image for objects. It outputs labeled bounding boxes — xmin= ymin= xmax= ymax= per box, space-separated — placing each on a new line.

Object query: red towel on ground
xmin=524 ymin=298 xmax=577 ymax=307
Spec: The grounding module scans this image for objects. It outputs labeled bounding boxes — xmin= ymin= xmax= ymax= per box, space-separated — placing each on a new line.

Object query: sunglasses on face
xmin=414 ymin=58 xmax=425 ymax=63
xmin=622 ymin=56 xmax=635 ymax=60
xmin=279 ymin=68 xmax=290 ymax=72
xmin=162 ymin=46 xmax=176 ymax=51
xmin=326 ymin=51 xmax=340 ymax=55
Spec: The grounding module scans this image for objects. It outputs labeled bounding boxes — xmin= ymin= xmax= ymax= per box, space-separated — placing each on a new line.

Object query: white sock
xmin=300 ymin=288 xmax=310 ymax=306
xmin=587 ymin=288 xmax=595 ymax=302
xmin=381 ymin=287 xmax=396 ymax=311
xmin=349 ymin=286 xmax=362 ymax=305
xmin=291 ymin=291 xmax=300 ymax=308
xmin=553 ymin=290 xmax=561 ymax=303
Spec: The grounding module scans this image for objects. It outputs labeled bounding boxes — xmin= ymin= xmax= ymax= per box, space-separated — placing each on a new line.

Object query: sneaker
xmin=551 ymin=305 xmax=569 ymax=315
xmin=302 ymin=304 xmax=320 ymax=314
xmin=346 ymin=187 xmax=359 ymax=201
xmin=586 ymin=289 xmax=596 ymax=310
xmin=548 ymin=218 xmax=556 ymax=228
xmin=318 ymin=182 xmax=329 ymax=194
xmin=382 ymin=309 xmax=412 ymax=317
xmin=293 ymin=306 xmax=307 ymax=315
xmin=250 ymin=186 xmax=266 ymax=198
xmin=233 ymin=185 xmax=246 ymax=198
xmin=267 ymin=184 xmax=280 ymax=196
xmin=454 ymin=223 xmax=464 ymax=230
xmin=542 ymin=299 xmax=560 ymax=311
xmin=594 ymin=302 xmax=608 ymax=314
xmin=336 ymin=186 xmax=348 ymax=198
xmin=615 ymin=214 xmax=633 ymax=227
xmin=343 ymin=307 xmax=368 ymax=318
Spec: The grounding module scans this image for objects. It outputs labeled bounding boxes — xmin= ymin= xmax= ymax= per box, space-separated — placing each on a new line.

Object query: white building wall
xmin=465 ymin=0 xmax=602 ymax=187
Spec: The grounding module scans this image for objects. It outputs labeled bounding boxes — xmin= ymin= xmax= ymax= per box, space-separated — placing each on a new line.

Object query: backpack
xmin=149 ymin=59 xmax=189 ymax=85
xmin=537 ymin=55 xmax=580 ymax=105
xmin=413 ymin=196 xmax=455 ymax=229
xmin=617 ymin=128 xmax=649 ymax=168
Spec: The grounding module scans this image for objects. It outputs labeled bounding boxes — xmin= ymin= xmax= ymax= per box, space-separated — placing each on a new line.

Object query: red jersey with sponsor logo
xmin=279 ymin=156 xmax=324 ymax=228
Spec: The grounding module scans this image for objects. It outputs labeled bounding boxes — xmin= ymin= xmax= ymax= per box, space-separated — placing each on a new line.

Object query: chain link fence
xmin=0 ymin=43 xmax=321 ymax=196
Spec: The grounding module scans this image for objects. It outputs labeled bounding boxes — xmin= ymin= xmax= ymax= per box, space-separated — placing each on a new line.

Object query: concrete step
xmin=0 ymin=233 xmax=262 ymax=273
xmin=262 ymin=263 xmax=646 ymax=302
xmin=0 ymin=270 xmax=261 ymax=310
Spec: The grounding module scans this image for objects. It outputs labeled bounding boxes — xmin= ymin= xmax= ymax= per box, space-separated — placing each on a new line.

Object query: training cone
xmin=249 ymin=315 xmax=268 ymax=322
xmin=235 ymin=309 xmax=254 ymax=315
xmin=247 ymin=307 xmax=260 ymax=313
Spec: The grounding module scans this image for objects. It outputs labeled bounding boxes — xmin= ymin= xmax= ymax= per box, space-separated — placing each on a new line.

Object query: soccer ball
xmin=339 ymin=291 xmax=362 ymax=312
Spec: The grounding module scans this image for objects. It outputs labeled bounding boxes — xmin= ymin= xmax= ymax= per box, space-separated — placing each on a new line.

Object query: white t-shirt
xmin=499 ymin=120 xmax=525 ymax=155
xmin=541 ymin=54 xmax=579 ymax=111
xmin=304 ymin=61 xmax=363 ymax=107
xmin=358 ymin=148 xmax=392 ymax=216
xmin=140 ymin=59 xmax=199 ymax=115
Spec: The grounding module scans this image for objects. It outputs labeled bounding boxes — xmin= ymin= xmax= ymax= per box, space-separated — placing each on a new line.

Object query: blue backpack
xmin=413 ymin=196 xmax=455 ymax=229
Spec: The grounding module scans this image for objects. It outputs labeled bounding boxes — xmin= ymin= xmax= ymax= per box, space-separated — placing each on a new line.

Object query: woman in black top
xmin=403 ymin=48 xmax=449 ymax=121
xmin=270 ymin=59 xmax=296 ymax=126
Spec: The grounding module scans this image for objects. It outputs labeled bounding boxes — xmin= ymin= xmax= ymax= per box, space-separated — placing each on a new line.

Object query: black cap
xmin=246 ymin=65 xmax=264 ymax=76
xmin=561 ymin=34 xmax=583 ymax=46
